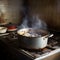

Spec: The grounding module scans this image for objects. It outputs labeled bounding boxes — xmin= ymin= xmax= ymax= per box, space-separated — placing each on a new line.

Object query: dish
xmin=0 ymin=27 xmax=7 ymax=33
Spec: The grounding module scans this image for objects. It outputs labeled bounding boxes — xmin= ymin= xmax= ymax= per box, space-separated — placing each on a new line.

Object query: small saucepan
xmin=17 ymin=28 xmax=53 ymax=49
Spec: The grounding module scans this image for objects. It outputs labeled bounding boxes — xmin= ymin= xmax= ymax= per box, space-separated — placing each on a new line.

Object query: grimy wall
xmin=0 ymin=0 xmax=22 ymax=24
xmin=0 ymin=0 xmax=60 ymax=31
xmin=28 ymin=0 xmax=60 ymax=31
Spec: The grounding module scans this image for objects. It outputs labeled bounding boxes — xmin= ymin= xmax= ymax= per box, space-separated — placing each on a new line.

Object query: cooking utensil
xmin=0 ymin=27 xmax=7 ymax=33
xmin=7 ymin=23 xmax=17 ymax=31
xmin=17 ymin=28 xmax=53 ymax=49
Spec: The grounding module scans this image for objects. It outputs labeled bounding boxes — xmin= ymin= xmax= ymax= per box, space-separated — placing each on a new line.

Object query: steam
xmin=19 ymin=15 xmax=47 ymax=30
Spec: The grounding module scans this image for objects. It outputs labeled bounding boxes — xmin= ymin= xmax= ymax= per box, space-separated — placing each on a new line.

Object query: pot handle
xmin=44 ymin=34 xmax=54 ymax=38
xmin=48 ymin=34 xmax=54 ymax=38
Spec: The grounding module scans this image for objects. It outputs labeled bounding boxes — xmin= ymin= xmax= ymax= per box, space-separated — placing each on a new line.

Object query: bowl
xmin=0 ymin=27 xmax=7 ymax=33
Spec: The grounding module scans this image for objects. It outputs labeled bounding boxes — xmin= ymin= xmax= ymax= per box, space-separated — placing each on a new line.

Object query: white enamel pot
xmin=17 ymin=28 xmax=53 ymax=49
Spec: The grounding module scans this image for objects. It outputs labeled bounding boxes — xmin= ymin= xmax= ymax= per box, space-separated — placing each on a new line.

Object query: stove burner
xmin=8 ymin=32 xmax=18 ymax=39
xmin=2 ymin=31 xmax=18 ymax=40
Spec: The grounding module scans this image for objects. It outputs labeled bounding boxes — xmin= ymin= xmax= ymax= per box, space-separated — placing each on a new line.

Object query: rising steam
xmin=19 ymin=15 xmax=47 ymax=30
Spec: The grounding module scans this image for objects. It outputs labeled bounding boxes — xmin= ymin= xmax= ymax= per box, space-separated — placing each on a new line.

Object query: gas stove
xmin=0 ymin=31 xmax=60 ymax=60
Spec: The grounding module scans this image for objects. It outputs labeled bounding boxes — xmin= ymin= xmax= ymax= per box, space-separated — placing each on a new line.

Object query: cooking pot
xmin=17 ymin=28 xmax=53 ymax=49
xmin=7 ymin=23 xmax=17 ymax=31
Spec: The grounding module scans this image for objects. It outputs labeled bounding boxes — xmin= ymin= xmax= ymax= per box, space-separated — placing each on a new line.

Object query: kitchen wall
xmin=0 ymin=0 xmax=60 ymax=31
xmin=0 ymin=0 xmax=23 ymax=24
xmin=28 ymin=0 xmax=60 ymax=31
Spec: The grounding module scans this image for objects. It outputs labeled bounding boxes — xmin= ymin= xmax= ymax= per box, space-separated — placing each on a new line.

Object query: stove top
xmin=0 ymin=31 xmax=60 ymax=60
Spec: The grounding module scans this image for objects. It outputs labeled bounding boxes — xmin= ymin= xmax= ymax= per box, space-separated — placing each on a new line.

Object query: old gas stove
xmin=0 ymin=31 xmax=60 ymax=60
